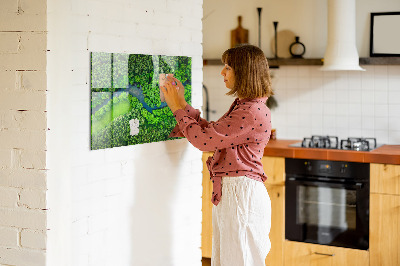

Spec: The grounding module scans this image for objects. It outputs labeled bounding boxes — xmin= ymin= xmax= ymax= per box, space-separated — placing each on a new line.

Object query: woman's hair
xmin=221 ymin=44 xmax=273 ymax=99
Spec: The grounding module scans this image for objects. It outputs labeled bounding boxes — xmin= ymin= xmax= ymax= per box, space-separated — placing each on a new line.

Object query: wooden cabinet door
xmin=201 ymin=152 xmax=213 ymax=258
xmin=370 ymin=163 xmax=400 ymax=195
xmin=262 ymin=156 xmax=285 ymax=186
xmin=264 ymin=184 xmax=284 ymax=266
xmin=370 ymin=193 xmax=400 ymax=266
xmin=284 ymin=241 xmax=369 ymax=266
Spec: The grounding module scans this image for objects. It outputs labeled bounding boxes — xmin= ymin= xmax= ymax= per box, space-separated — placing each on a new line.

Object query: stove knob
xmin=340 ymin=164 xmax=347 ymax=174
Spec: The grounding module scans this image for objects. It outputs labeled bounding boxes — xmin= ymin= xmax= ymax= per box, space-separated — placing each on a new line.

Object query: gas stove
xmin=289 ymin=135 xmax=381 ymax=151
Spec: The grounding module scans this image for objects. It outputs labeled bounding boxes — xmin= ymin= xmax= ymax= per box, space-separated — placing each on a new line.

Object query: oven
xmin=285 ymin=158 xmax=370 ymax=250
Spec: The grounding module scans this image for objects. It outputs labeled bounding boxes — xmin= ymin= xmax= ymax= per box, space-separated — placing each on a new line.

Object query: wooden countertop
xmin=263 ymin=139 xmax=400 ymax=165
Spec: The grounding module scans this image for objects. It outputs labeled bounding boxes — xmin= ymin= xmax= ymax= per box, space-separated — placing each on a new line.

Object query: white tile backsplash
xmin=203 ymin=64 xmax=400 ymax=145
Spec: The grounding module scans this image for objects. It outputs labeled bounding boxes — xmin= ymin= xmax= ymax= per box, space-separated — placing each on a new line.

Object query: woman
xmin=161 ymin=44 xmax=273 ymax=266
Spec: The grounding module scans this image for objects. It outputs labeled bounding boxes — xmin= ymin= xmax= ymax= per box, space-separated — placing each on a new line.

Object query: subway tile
xmin=388 ymin=104 xmax=400 ymax=117
xmin=374 ymin=117 xmax=389 ymax=130
xmin=348 ymin=103 xmax=362 ymax=116
xmin=388 ymin=91 xmax=400 ymax=104
xmin=361 ymin=90 xmax=375 ymax=104
xmin=361 ymin=104 xmax=375 ymax=116
xmin=323 ymin=103 xmax=336 ymax=115
xmin=349 ymin=128 xmax=362 ymax=137
xmin=375 ymin=104 xmax=389 ymax=117
xmin=388 ymin=131 xmax=400 ymax=144
xmin=374 ymin=90 xmax=388 ymax=104
xmin=374 ymin=77 xmax=388 ymax=91
xmin=388 ymin=117 xmax=400 ymax=131
xmin=348 ymin=116 xmax=362 ymax=129
xmin=348 ymin=90 xmax=362 ymax=103
xmin=374 ymin=130 xmax=389 ymax=144
xmin=284 ymin=66 xmax=298 ymax=77
xmin=374 ymin=65 xmax=388 ymax=77
xmin=362 ymin=116 xmax=375 ymax=130
xmin=335 ymin=115 xmax=348 ymax=129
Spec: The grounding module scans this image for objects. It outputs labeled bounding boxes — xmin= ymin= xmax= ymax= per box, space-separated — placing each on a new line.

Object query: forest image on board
xmin=90 ymin=52 xmax=192 ymax=150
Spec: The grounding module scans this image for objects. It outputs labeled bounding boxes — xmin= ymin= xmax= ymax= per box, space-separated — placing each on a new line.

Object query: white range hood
xmin=320 ymin=0 xmax=365 ymax=71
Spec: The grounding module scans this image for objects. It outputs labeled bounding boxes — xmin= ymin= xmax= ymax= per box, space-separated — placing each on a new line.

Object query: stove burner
xmin=295 ymin=136 xmax=378 ymax=151
xmin=301 ymin=135 xmax=339 ymax=149
xmin=340 ymin=137 xmax=377 ymax=151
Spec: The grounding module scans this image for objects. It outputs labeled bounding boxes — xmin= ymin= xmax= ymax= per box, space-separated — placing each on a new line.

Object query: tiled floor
xmin=202 ymin=257 xmax=211 ymax=266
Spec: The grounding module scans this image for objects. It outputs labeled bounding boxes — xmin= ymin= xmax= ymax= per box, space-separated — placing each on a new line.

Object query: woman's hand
xmin=170 ymin=76 xmax=187 ymax=108
xmin=160 ymin=76 xmax=186 ymax=113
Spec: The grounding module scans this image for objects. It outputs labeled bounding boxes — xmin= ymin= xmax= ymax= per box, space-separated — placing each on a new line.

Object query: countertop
xmin=263 ymin=139 xmax=400 ymax=165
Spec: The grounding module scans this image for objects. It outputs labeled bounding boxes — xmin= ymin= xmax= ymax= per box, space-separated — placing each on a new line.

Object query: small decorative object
xmin=273 ymin=21 xmax=279 ymax=58
xmin=231 ymin=16 xmax=249 ymax=48
xmin=266 ymin=95 xmax=278 ymax=110
xmin=257 ymin=8 xmax=262 ymax=48
xmin=289 ymin=36 xmax=306 ymax=58
xmin=370 ymin=12 xmax=400 ymax=57
xmin=270 ymin=129 xmax=277 ymax=140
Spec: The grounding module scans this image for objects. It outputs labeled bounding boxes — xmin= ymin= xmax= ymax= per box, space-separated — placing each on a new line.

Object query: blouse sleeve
xmin=169 ymin=104 xmax=210 ymax=138
xmin=172 ymin=106 xmax=257 ymax=152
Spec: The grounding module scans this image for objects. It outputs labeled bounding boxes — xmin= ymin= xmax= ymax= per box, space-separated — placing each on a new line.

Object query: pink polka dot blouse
xmin=169 ymin=97 xmax=271 ymax=206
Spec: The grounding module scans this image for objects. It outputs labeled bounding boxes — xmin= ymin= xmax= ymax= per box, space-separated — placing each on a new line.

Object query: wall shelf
xmin=203 ymin=57 xmax=400 ymax=67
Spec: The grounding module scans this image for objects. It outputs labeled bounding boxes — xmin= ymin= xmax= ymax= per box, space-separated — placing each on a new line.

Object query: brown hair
xmin=221 ymin=44 xmax=273 ymax=99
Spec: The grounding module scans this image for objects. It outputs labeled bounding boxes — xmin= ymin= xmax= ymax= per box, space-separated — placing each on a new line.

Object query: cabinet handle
xmin=314 ymin=252 xmax=335 ymax=257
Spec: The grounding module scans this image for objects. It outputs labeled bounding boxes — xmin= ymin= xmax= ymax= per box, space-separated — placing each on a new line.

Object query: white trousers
xmin=212 ymin=176 xmax=271 ymax=266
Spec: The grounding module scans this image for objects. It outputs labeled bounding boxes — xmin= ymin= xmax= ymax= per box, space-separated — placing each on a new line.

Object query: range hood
xmin=320 ymin=0 xmax=365 ymax=71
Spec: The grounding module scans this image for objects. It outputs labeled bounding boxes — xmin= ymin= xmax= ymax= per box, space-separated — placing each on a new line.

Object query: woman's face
xmin=220 ymin=64 xmax=235 ymax=89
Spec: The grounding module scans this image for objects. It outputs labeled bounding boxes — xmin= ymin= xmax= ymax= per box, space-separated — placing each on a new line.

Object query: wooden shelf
xmin=203 ymin=58 xmax=323 ymax=67
xmin=359 ymin=57 xmax=400 ymax=65
xmin=203 ymin=57 xmax=400 ymax=67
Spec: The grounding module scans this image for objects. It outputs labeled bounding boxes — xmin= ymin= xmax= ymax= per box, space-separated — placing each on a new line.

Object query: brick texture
xmin=0 ymin=0 xmax=47 ymax=264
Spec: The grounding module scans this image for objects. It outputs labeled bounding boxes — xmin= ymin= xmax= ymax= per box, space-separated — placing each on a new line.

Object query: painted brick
xmin=0 ymin=149 xmax=11 ymax=169
xmin=0 ymin=208 xmax=46 ymax=230
xmin=20 ymin=149 xmax=46 ymax=170
xmin=11 ymin=148 xmax=22 ymax=169
xmin=0 ymin=169 xmax=47 ymax=190
xmin=0 ymin=52 xmax=46 ymax=71
xmin=1 ymin=110 xmax=47 ymax=130
xmin=19 ymin=0 xmax=47 ymax=15
xmin=19 ymin=32 xmax=47 ymax=55
xmin=0 ymin=129 xmax=46 ymax=150
xmin=0 ymin=32 xmax=20 ymax=54
xmin=0 ymin=227 xmax=19 ymax=247
xmin=0 ymin=247 xmax=45 ymax=266
xmin=20 ymin=229 xmax=46 ymax=249
xmin=0 ymin=13 xmax=46 ymax=32
xmin=0 ymin=90 xmax=46 ymax=111
xmin=16 ymin=70 xmax=47 ymax=91
xmin=0 ymin=0 xmax=18 ymax=13
xmin=0 ymin=71 xmax=16 ymax=90
xmin=0 ymin=187 xmax=19 ymax=208
xmin=19 ymin=189 xmax=46 ymax=209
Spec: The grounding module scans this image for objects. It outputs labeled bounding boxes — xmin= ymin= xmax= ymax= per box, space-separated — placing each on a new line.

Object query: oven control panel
xmin=286 ymin=158 xmax=369 ymax=180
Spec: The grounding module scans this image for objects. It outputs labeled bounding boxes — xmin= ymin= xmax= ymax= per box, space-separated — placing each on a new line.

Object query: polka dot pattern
xmin=169 ymin=97 xmax=272 ymax=206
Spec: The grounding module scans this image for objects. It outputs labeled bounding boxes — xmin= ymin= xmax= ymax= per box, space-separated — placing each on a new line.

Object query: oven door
xmin=285 ymin=177 xmax=369 ymax=250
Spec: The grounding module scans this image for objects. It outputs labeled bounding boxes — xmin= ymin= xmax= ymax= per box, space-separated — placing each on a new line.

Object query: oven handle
xmin=286 ymin=177 xmax=364 ymax=189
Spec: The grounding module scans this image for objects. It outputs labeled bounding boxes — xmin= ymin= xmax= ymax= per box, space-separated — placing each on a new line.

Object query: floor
xmin=202 ymin=257 xmax=211 ymax=266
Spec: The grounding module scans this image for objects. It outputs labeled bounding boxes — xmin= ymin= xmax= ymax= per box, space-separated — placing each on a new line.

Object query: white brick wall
xmin=0 ymin=0 xmax=48 ymax=265
xmin=46 ymin=1 xmax=203 ymax=266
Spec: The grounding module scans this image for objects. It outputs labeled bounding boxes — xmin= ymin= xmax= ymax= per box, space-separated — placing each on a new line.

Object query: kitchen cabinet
xmin=261 ymin=156 xmax=285 ymax=266
xmin=370 ymin=163 xmax=400 ymax=266
xmin=284 ymin=241 xmax=369 ymax=266
xmin=201 ymin=154 xmax=286 ymax=266
xmin=370 ymin=163 xmax=400 ymax=195
xmin=201 ymin=152 xmax=213 ymax=258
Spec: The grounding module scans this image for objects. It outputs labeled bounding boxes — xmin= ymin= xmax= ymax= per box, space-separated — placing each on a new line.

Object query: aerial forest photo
xmin=90 ymin=52 xmax=192 ymax=150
